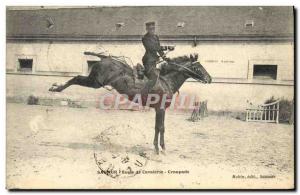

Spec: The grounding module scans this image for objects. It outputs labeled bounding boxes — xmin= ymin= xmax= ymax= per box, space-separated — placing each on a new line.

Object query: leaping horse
xmin=49 ymin=52 xmax=212 ymax=154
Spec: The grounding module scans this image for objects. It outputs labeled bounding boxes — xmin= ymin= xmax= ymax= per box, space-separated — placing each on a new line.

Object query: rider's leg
xmin=142 ymin=68 xmax=160 ymax=95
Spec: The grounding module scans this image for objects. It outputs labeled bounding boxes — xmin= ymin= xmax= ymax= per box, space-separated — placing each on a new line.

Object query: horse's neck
xmin=164 ymin=71 xmax=189 ymax=93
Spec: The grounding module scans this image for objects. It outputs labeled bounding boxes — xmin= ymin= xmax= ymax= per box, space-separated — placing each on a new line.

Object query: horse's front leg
xmin=154 ymin=108 xmax=165 ymax=155
xmin=153 ymin=127 xmax=159 ymax=155
xmin=159 ymin=109 xmax=166 ymax=152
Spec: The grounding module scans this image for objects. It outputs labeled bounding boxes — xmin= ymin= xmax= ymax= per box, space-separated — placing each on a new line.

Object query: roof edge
xmin=6 ymin=34 xmax=294 ymax=42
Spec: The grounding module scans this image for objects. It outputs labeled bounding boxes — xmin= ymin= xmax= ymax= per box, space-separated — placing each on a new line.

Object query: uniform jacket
xmin=142 ymin=33 xmax=165 ymax=68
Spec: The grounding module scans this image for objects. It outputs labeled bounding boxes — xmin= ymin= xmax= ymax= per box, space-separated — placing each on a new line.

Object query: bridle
xmin=168 ymin=61 xmax=207 ymax=84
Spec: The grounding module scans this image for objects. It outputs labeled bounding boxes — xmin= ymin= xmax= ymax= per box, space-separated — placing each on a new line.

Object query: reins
xmin=167 ymin=61 xmax=206 ymax=84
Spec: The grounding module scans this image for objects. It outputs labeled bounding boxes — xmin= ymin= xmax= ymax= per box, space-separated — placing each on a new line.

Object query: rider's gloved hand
xmin=161 ymin=46 xmax=168 ymax=51
xmin=167 ymin=46 xmax=175 ymax=51
xmin=162 ymin=55 xmax=170 ymax=62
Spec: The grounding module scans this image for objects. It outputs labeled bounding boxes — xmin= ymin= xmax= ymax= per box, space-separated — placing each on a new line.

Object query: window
xmin=245 ymin=20 xmax=254 ymax=27
xmin=18 ymin=59 xmax=33 ymax=72
xmin=115 ymin=22 xmax=125 ymax=29
xmin=46 ymin=17 xmax=54 ymax=29
xmin=253 ymin=65 xmax=277 ymax=80
xmin=87 ymin=61 xmax=99 ymax=74
xmin=177 ymin=22 xmax=185 ymax=28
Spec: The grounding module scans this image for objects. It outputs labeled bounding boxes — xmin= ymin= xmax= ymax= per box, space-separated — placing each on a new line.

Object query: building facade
xmin=6 ymin=6 xmax=294 ymax=111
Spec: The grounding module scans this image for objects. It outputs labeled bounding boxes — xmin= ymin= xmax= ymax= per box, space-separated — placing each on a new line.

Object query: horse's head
xmin=165 ymin=54 xmax=212 ymax=84
xmin=182 ymin=61 xmax=212 ymax=83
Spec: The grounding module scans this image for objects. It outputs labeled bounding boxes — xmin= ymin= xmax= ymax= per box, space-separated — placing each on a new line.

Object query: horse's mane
xmin=159 ymin=55 xmax=192 ymax=76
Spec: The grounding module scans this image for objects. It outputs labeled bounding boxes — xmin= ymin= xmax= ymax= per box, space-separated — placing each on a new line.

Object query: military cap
xmin=145 ymin=21 xmax=155 ymax=27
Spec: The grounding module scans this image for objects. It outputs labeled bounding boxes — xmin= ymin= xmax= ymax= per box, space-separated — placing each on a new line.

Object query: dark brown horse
xmin=49 ymin=52 xmax=212 ymax=154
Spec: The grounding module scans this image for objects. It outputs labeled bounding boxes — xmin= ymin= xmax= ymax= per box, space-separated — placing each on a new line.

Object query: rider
xmin=141 ymin=21 xmax=169 ymax=94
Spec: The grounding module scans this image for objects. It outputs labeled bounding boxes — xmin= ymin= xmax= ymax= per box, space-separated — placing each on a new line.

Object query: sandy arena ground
xmin=6 ymin=103 xmax=294 ymax=189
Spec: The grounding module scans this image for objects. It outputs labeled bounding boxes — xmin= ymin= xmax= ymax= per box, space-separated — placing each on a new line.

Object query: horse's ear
xmin=190 ymin=54 xmax=199 ymax=62
xmin=189 ymin=54 xmax=195 ymax=62
xmin=194 ymin=53 xmax=198 ymax=61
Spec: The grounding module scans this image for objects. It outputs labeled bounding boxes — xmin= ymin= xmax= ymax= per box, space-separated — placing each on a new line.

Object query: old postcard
xmin=6 ymin=6 xmax=294 ymax=189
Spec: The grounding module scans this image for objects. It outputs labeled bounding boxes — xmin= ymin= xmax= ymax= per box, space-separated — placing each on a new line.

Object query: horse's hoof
xmin=49 ymin=87 xmax=60 ymax=92
xmin=49 ymin=87 xmax=57 ymax=92
xmin=161 ymin=150 xmax=166 ymax=156
xmin=154 ymin=148 xmax=159 ymax=155
xmin=49 ymin=84 xmax=64 ymax=92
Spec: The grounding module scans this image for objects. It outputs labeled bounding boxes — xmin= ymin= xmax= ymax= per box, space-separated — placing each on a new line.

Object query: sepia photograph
xmin=5 ymin=6 xmax=295 ymax=189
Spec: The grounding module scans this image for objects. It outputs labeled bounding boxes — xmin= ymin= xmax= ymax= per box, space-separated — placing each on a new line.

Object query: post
xmin=272 ymin=104 xmax=275 ymax=121
xmin=289 ymin=100 xmax=294 ymax=125
xmin=205 ymin=100 xmax=208 ymax=117
xmin=268 ymin=106 xmax=271 ymax=121
xmin=276 ymin=102 xmax=279 ymax=124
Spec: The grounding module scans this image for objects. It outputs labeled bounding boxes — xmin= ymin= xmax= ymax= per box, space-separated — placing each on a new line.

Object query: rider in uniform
xmin=141 ymin=21 xmax=168 ymax=94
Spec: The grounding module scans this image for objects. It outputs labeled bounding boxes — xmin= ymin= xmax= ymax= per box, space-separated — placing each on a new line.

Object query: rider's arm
xmin=156 ymin=35 xmax=166 ymax=58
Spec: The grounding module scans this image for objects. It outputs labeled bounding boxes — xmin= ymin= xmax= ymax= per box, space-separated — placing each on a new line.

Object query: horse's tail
xmin=84 ymin=51 xmax=108 ymax=59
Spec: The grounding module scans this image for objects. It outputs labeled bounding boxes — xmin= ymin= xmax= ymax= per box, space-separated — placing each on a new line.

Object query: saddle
xmin=134 ymin=60 xmax=168 ymax=80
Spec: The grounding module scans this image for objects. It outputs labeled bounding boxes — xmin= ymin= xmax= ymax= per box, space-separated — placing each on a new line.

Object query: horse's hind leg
xmin=49 ymin=75 xmax=101 ymax=92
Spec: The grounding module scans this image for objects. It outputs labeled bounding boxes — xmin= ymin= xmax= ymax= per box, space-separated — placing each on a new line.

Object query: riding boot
xmin=141 ymin=68 xmax=159 ymax=95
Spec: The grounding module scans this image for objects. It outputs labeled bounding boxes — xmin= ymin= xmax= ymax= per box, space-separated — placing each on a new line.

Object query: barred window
xmin=253 ymin=65 xmax=277 ymax=80
xmin=18 ymin=59 xmax=33 ymax=72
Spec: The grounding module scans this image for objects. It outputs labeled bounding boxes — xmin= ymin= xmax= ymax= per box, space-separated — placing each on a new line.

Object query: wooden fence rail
xmin=246 ymin=100 xmax=279 ymax=123
xmin=190 ymin=100 xmax=208 ymax=122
